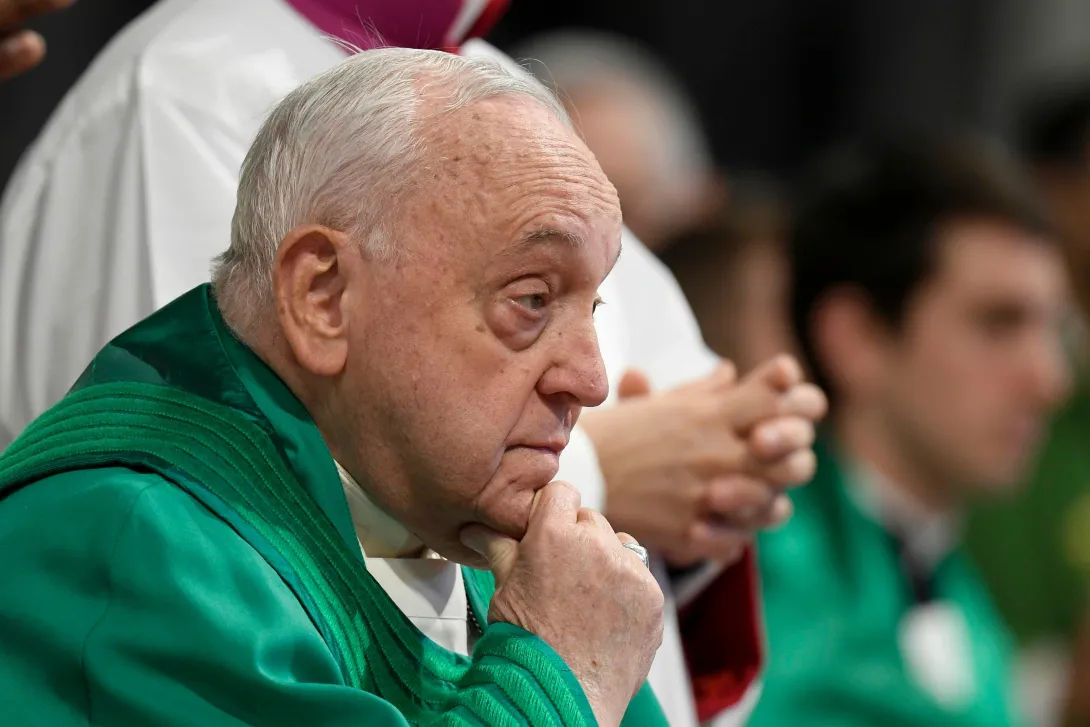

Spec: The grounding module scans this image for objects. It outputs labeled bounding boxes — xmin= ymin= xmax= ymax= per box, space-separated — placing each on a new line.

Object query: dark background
xmin=2 ymin=0 xmax=1088 ymax=191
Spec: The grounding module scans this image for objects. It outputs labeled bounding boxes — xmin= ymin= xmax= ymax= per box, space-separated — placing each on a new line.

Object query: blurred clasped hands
xmin=1 ymin=0 xmax=76 ymax=82
xmin=581 ymin=355 xmax=828 ymax=568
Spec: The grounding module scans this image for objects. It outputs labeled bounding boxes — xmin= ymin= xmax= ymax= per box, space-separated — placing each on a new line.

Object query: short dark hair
xmin=1016 ymin=80 xmax=1090 ymax=170
xmin=790 ymin=137 xmax=1053 ymax=401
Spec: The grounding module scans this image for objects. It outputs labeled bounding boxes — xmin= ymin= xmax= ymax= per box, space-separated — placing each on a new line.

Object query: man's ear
xmin=272 ymin=224 xmax=354 ymax=377
xmin=810 ymin=287 xmax=890 ymax=401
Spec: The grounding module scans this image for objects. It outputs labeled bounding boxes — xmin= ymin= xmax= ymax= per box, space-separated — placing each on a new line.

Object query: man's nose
xmin=539 ymin=323 xmax=610 ymax=408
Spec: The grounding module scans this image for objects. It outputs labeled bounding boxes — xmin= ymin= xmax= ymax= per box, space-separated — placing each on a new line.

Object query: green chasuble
xmin=747 ymin=438 xmax=1023 ymax=727
xmin=965 ymin=369 xmax=1090 ymax=649
xmin=0 ymin=285 xmax=667 ymax=727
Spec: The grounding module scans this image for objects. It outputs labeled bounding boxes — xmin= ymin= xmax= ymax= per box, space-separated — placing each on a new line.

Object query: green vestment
xmin=965 ymin=372 xmax=1090 ymax=648
xmin=0 ymin=285 xmax=666 ymax=727
xmin=747 ymin=438 xmax=1023 ymax=727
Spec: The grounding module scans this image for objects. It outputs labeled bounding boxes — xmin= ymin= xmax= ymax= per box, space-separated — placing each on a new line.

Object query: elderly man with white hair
xmin=0 ymin=47 xmax=669 ymax=727
xmin=0 ymin=2 xmax=828 ymax=725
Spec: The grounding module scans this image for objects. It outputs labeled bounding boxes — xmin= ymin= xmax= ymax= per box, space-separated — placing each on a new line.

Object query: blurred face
xmin=877 ymin=219 xmax=1069 ymax=496
xmin=332 ymin=97 xmax=622 ymax=562
xmin=567 ymin=81 xmax=710 ymax=251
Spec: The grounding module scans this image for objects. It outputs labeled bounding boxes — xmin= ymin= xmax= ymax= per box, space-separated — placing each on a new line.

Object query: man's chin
xmin=970 ymin=462 xmax=1032 ymax=498
xmin=501 ymin=447 xmax=560 ymax=486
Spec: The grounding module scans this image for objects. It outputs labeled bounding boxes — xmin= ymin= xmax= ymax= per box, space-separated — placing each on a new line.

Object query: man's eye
xmin=518 ymin=294 xmax=548 ymax=311
xmin=593 ymin=297 xmax=605 ymax=314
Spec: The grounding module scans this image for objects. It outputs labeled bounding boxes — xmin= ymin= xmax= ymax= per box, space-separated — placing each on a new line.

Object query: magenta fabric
xmin=283 ymin=0 xmax=473 ymax=51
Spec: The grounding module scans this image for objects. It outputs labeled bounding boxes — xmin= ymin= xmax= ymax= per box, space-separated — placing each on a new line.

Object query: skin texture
xmin=0 ymin=0 xmax=75 ymax=81
xmin=817 ymin=218 xmax=1070 ymax=511
xmin=259 ymin=93 xmax=660 ymax=726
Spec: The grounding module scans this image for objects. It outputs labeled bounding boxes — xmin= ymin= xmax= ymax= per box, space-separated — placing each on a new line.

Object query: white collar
xmin=843 ymin=456 xmax=960 ymax=572
xmin=334 ymin=462 xmax=472 ymax=655
xmin=335 ymin=461 xmax=430 ymax=559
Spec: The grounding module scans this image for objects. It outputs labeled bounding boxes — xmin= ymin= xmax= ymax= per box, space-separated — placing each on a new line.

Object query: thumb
xmin=460 ymin=524 xmax=519 ymax=584
xmin=617 ymin=368 xmax=653 ymax=399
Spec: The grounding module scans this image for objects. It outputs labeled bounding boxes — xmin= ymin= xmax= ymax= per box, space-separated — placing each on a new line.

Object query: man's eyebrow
xmin=514 ymin=227 xmax=587 ymax=250
xmin=507 ymin=226 xmax=624 ymax=265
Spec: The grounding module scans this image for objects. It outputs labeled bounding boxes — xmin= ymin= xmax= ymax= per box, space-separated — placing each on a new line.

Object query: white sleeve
xmin=610 ymin=230 xmax=721 ymax=391
xmin=0 ymin=89 xmax=247 ymax=449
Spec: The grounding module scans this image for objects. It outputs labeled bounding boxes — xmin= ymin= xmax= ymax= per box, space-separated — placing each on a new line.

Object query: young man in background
xmin=750 ymin=139 xmax=1070 ymax=727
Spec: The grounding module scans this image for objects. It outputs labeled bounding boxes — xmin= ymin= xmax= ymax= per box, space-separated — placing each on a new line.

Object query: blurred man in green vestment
xmin=966 ymin=81 xmax=1090 ymax=727
xmin=748 ymin=139 xmax=1071 ymax=727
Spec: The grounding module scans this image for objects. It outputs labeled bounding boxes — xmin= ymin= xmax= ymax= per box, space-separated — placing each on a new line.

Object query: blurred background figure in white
xmin=515 ymin=30 xmax=725 ymax=254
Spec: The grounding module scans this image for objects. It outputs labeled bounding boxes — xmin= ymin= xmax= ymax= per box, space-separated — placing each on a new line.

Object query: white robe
xmin=0 ymin=1 xmax=761 ymax=723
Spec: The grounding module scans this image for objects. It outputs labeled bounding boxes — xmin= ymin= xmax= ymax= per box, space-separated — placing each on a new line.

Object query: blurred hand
xmin=461 ymin=482 xmax=663 ymax=727
xmin=580 ymin=355 xmax=827 ymax=567
xmin=1 ymin=0 xmax=76 ymax=82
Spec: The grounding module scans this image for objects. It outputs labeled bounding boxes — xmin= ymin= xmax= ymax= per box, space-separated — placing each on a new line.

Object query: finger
xmin=0 ymin=29 xmax=44 ymax=81
xmin=460 ymin=525 xmax=519 ymax=585
xmin=748 ymin=448 xmax=818 ymax=489
xmin=749 ymin=417 xmax=816 ymax=461
xmin=614 ymin=531 xmax=651 ymax=569
xmin=686 ymin=521 xmax=751 ymax=564
xmin=529 ymin=481 xmax=582 ymax=525
xmin=777 ymin=383 xmax=828 ymax=422
xmin=704 ymin=475 xmax=777 ymax=520
xmin=576 ymin=506 xmax=615 ymax=535
xmin=767 ymin=495 xmax=794 ymax=529
xmin=616 ymin=368 xmax=653 ymax=399
xmin=706 ymin=360 xmax=738 ymax=388
xmin=703 ymin=477 xmax=798 ymax=532
xmin=0 ymin=0 xmax=75 ymax=29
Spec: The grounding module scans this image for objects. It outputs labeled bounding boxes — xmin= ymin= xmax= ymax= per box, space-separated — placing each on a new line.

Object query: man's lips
xmin=508 ymin=439 xmax=567 ymax=455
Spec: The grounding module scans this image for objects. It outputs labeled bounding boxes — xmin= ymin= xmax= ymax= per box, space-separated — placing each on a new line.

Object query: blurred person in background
xmin=659 ymin=183 xmax=798 ymax=376
xmin=0 ymin=0 xmax=74 ymax=81
xmin=965 ymin=80 xmax=1090 ymax=727
xmin=748 ymin=139 xmax=1070 ymax=727
xmin=0 ymin=1 xmax=829 ymax=725
xmin=514 ymin=30 xmax=725 ymax=254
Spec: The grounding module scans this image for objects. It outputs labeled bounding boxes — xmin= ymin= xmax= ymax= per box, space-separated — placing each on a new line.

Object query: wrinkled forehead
xmin=409 ymin=96 xmax=622 ymax=247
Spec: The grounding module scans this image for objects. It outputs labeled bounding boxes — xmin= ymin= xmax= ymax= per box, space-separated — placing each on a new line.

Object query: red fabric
xmin=678 ymin=548 xmax=764 ymax=723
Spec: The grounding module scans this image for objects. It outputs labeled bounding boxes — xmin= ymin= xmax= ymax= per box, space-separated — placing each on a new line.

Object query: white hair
xmin=213 ymin=46 xmax=569 ymax=335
